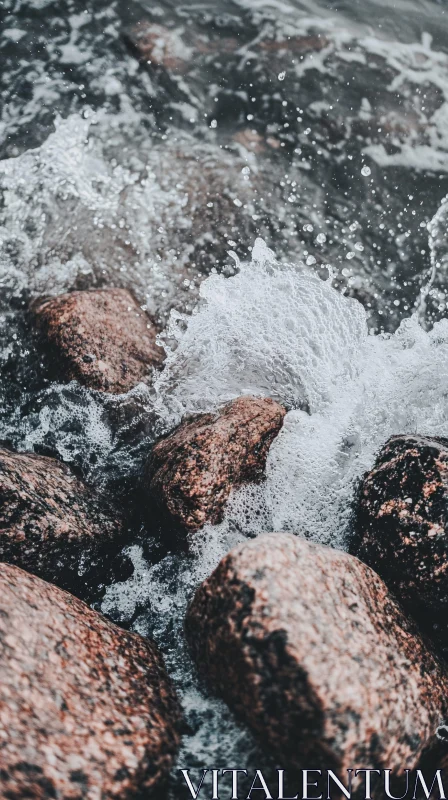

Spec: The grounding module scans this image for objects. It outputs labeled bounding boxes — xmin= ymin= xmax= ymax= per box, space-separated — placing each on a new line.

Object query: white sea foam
xmin=154 ymin=235 xmax=448 ymax=549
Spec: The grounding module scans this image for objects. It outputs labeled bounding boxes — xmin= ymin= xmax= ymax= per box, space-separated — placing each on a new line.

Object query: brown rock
xmin=0 ymin=447 xmax=124 ymax=590
xmin=258 ymin=34 xmax=330 ymax=55
xmin=186 ymin=533 xmax=448 ymax=772
xmin=0 ymin=563 xmax=181 ymax=798
xmin=351 ymin=434 xmax=448 ymax=652
xmin=146 ymin=396 xmax=286 ymax=532
xmin=233 ymin=129 xmax=266 ymax=153
xmin=195 ymin=36 xmax=239 ymax=56
xmin=34 ymin=288 xmax=164 ymax=394
xmin=266 ymin=136 xmax=281 ymax=150
xmin=123 ymin=22 xmax=192 ymax=72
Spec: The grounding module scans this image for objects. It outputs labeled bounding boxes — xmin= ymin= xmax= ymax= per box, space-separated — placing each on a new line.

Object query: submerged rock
xmin=34 ymin=288 xmax=164 ymax=394
xmin=352 ymin=434 xmax=448 ymax=651
xmin=233 ymin=129 xmax=266 ymax=153
xmin=0 ymin=563 xmax=181 ymax=798
xmin=186 ymin=533 xmax=448 ymax=772
xmin=0 ymin=447 xmax=124 ymax=590
xmin=257 ymin=33 xmax=330 ymax=55
xmin=146 ymin=396 xmax=286 ymax=533
xmin=123 ymin=21 xmax=192 ymax=71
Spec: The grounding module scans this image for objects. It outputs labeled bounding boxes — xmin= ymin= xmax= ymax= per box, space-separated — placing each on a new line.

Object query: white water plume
xmin=155 ymin=235 xmax=448 ymax=549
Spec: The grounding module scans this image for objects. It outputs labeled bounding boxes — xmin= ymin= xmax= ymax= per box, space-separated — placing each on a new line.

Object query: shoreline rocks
xmin=351 ymin=434 xmax=448 ymax=652
xmin=33 ymin=288 xmax=164 ymax=394
xmin=0 ymin=563 xmax=181 ymax=798
xmin=0 ymin=447 xmax=125 ymax=591
xmin=186 ymin=533 xmax=448 ymax=773
xmin=146 ymin=396 xmax=286 ymax=533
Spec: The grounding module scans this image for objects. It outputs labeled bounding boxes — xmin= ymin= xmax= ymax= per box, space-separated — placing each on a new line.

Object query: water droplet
xmin=361 ymin=165 xmax=371 ymax=177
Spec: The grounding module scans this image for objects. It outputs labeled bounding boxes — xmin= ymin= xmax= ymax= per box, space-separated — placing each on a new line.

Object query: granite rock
xmin=0 ymin=563 xmax=181 ymax=799
xmin=186 ymin=532 xmax=448 ymax=773
xmin=0 ymin=447 xmax=124 ymax=591
xmin=352 ymin=434 xmax=448 ymax=651
xmin=34 ymin=288 xmax=164 ymax=394
xmin=146 ymin=396 xmax=286 ymax=532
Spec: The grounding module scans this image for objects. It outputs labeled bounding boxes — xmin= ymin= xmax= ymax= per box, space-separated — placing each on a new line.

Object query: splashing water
xmin=102 ymin=226 xmax=448 ymax=791
xmin=154 ymin=235 xmax=448 ymax=547
xmin=0 ymin=113 xmax=265 ymax=319
xmin=155 ymin=238 xmax=366 ymax=422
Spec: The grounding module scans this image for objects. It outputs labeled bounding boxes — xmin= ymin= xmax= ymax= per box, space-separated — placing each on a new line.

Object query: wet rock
xmin=258 ymin=33 xmax=330 ymax=55
xmin=34 ymin=288 xmax=164 ymax=394
xmin=146 ymin=396 xmax=286 ymax=533
xmin=266 ymin=135 xmax=281 ymax=150
xmin=186 ymin=533 xmax=448 ymax=772
xmin=233 ymin=128 xmax=266 ymax=153
xmin=0 ymin=563 xmax=181 ymax=798
xmin=0 ymin=447 xmax=125 ymax=591
xmin=123 ymin=21 xmax=192 ymax=72
xmin=351 ymin=434 xmax=448 ymax=652
xmin=195 ymin=36 xmax=240 ymax=56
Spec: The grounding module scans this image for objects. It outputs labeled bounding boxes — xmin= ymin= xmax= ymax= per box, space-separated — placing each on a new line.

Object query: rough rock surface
xmin=34 ymin=288 xmax=164 ymax=394
xmin=0 ymin=447 xmax=124 ymax=590
xmin=351 ymin=434 xmax=448 ymax=651
xmin=0 ymin=563 xmax=181 ymax=799
xmin=186 ymin=533 xmax=448 ymax=773
xmin=146 ymin=396 xmax=286 ymax=532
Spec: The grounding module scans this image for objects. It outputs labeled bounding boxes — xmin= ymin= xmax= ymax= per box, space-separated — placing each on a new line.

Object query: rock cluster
xmin=352 ymin=434 xmax=448 ymax=651
xmin=4 ymin=274 xmax=448 ymax=787
xmin=0 ymin=563 xmax=180 ymax=798
xmin=34 ymin=288 xmax=164 ymax=394
xmin=186 ymin=533 xmax=448 ymax=773
xmin=1 ymin=278 xmax=292 ymax=790
xmin=146 ymin=396 xmax=286 ymax=532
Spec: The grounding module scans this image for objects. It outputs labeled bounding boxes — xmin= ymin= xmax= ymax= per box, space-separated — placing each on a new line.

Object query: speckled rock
xmin=351 ymin=434 xmax=448 ymax=652
xmin=0 ymin=563 xmax=181 ymax=799
xmin=123 ymin=22 xmax=192 ymax=71
xmin=34 ymin=288 xmax=164 ymax=394
xmin=186 ymin=533 xmax=448 ymax=772
xmin=146 ymin=396 xmax=286 ymax=533
xmin=0 ymin=447 xmax=124 ymax=590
